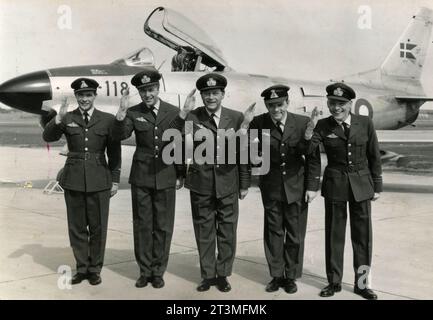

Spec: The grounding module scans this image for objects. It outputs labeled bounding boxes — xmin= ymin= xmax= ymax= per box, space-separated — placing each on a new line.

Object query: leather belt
xmin=67 ymin=152 xmax=105 ymax=160
xmin=328 ymin=163 xmax=367 ymax=173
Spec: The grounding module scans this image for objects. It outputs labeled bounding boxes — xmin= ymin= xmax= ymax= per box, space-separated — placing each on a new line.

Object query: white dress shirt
xmin=206 ymin=107 xmax=222 ymax=127
xmin=270 ymin=112 xmax=287 ymax=132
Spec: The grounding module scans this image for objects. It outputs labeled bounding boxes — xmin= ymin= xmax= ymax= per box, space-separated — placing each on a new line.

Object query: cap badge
xmin=270 ymin=89 xmax=279 ymax=99
xmin=80 ymin=81 xmax=88 ymax=89
xmin=207 ymin=78 xmax=217 ymax=86
xmin=334 ymin=87 xmax=344 ymax=97
xmin=141 ymin=75 xmax=151 ymax=84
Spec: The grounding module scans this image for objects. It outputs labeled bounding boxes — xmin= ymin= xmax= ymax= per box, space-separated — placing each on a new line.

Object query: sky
xmin=1 ymin=0 xmax=433 ymax=107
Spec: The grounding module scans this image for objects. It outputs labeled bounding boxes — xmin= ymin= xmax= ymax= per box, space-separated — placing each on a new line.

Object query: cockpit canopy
xmin=144 ymin=7 xmax=230 ymax=72
xmin=112 ymin=47 xmax=155 ymax=67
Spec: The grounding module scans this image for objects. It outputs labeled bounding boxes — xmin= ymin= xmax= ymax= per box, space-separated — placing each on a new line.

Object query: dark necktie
xmin=275 ymin=121 xmax=283 ymax=135
xmin=83 ymin=111 xmax=89 ymax=125
xmin=210 ymin=113 xmax=218 ymax=129
xmin=148 ymin=106 xmax=157 ymax=120
xmin=342 ymin=122 xmax=350 ymax=138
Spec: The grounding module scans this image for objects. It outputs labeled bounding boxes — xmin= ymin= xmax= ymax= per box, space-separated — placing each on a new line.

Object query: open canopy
xmin=144 ymin=7 xmax=229 ymax=71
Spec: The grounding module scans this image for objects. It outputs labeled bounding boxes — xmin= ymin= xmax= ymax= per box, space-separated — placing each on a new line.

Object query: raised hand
xmin=116 ymin=88 xmax=130 ymax=121
xmin=310 ymin=106 xmax=319 ymax=125
xmin=180 ymin=89 xmax=196 ymax=119
xmin=58 ymin=96 xmax=69 ymax=120
xmin=242 ymin=102 xmax=256 ymax=127
xmin=305 ymin=106 xmax=320 ymax=140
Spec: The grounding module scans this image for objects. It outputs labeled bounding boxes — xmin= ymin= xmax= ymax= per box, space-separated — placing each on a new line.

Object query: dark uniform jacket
xmin=112 ymin=100 xmax=181 ymax=190
xmin=249 ymin=112 xmax=321 ymax=204
xmin=171 ymin=106 xmax=251 ymax=198
xmin=309 ymin=114 xmax=382 ymax=202
xmin=43 ymin=108 xmax=121 ymax=192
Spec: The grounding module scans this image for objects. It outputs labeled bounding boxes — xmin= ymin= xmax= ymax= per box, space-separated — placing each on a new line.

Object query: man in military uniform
xmin=248 ymin=85 xmax=321 ymax=294
xmin=43 ymin=78 xmax=121 ymax=286
xmin=112 ymin=68 xmax=183 ymax=289
xmin=307 ymin=82 xmax=382 ymax=300
xmin=170 ymin=73 xmax=251 ymax=292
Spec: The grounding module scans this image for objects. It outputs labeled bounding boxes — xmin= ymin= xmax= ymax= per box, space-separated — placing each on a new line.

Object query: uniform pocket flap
xmin=355 ymin=137 xmax=368 ymax=145
xmin=94 ymin=128 xmax=108 ymax=136
xmin=65 ymin=158 xmax=77 ymax=165
xmin=358 ymin=168 xmax=371 ymax=176
xmin=66 ymin=128 xmax=81 ymax=135
xmin=96 ymin=157 xmax=107 ymax=166
xmin=324 ymin=167 xmax=342 ymax=177
xmin=134 ymin=122 xmax=150 ymax=131
xmin=133 ymin=152 xmax=152 ymax=161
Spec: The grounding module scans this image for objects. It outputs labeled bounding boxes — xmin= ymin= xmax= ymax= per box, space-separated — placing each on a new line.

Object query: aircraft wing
xmin=377 ymin=130 xmax=433 ymax=143
xmin=395 ymin=96 xmax=433 ymax=102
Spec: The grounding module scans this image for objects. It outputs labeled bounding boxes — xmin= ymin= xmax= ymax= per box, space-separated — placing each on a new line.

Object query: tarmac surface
xmin=1 ymin=146 xmax=433 ymax=300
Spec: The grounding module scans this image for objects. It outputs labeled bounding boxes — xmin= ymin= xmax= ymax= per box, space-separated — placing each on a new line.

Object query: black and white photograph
xmin=0 ymin=0 xmax=432 ymax=304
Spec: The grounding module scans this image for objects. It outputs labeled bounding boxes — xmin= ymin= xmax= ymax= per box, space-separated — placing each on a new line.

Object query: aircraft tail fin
xmin=380 ymin=7 xmax=433 ymax=79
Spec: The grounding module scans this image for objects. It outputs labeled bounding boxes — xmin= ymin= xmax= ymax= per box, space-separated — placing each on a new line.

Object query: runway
xmin=0 ymin=146 xmax=432 ymax=300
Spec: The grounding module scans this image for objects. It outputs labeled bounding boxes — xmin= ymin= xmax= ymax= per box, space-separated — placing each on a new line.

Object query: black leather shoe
xmin=152 ymin=276 xmax=165 ymax=289
xmin=265 ymin=277 xmax=283 ymax=292
xmin=197 ymin=278 xmax=216 ymax=292
xmin=319 ymin=283 xmax=342 ymax=297
xmin=88 ymin=273 xmax=102 ymax=286
xmin=216 ymin=277 xmax=231 ymax=292
xmin=71 ymin=273 xmax=87 ymax=285
xmin=135 ymin=276 xmax=150 ymax=288
xmin=284 ymin=279 xmax=298 ymax=294
xmin=354 ymin=286 xmax=378 ymax=300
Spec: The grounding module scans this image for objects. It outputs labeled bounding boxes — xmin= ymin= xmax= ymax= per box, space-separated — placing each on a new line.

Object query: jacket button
xmin=85 ymin=147 xmax=88 ymax=151
xmin=349 ymin=161 xmax=352 ymax=164
xmin=85 ymin=138 xmax=88 ymax=141
xmin=155 ymin=146 xmax=159 ymax=150
xmin=155 ymin=155 xmax=159 ymax=158
xmin=348 ymin=143 xmax=351 ymax=147
xmin=281 ymin=153 xmax=285 ymax=157
xmin=282 ymin=171 xmax=286 ymax=175
xmin=281 ymin=143 xmax=285 ymax=147
xmin=155 ymin=136 xmax=158 ymax=139
xmin=216 ymin=165 xmax=220 ymax=168
xmin=155 ymin=126 xmax=158 ymax=130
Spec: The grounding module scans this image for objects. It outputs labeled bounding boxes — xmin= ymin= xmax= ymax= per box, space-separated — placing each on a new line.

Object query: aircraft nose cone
xmin=0 ymin=71 xmax=52 ymax=114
